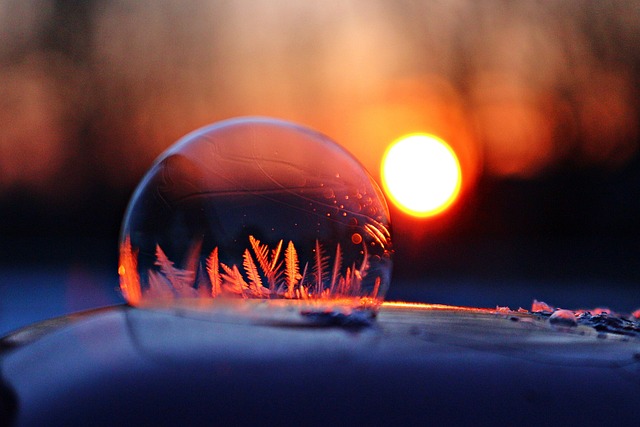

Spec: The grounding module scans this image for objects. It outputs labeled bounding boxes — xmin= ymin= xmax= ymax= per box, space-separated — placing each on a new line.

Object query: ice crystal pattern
xmin=120 ymin=235 xmax=381 ymax=303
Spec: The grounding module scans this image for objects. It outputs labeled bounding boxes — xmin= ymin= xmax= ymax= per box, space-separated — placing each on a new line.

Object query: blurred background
xmin=1 ymin=0 xmax=640 ymax=333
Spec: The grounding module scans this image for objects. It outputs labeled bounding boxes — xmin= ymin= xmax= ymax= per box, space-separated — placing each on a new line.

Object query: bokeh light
xmin=381 ymin=134 xmax=461 ymax=218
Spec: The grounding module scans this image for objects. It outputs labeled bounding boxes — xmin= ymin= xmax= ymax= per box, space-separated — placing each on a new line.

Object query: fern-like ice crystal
xmin=121 ymin=235 xmax=380 ymax=303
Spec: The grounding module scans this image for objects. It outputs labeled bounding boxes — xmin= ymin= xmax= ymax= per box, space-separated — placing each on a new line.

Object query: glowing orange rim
xmin=381 ymin=134 xmax=462 ymax=218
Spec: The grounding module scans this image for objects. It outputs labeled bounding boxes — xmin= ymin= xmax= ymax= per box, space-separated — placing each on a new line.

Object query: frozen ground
xmin=1 ymin=303 xmax=639 ymax=425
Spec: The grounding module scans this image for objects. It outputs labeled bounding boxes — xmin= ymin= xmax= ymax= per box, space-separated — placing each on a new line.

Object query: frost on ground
xmin=527 ymin=300 xmax=640 ymax=337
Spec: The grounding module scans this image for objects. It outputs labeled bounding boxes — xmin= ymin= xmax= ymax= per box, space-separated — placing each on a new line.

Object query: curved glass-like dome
xmin=119 ymin=117 xmax=392 ymax=314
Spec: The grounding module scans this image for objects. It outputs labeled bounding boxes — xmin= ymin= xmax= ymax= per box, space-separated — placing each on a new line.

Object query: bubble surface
xmin=119 ymin=117 xmax=392 ymax=314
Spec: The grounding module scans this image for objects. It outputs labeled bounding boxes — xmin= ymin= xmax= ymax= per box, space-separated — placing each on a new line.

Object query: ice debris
xmin=576 ymin=311 xmax=640 ymax=337
xmin=530 ymin=300 xmax=640 ymax=337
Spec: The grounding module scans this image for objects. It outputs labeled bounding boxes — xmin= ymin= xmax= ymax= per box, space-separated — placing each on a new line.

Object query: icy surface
xmin=3 ymin=303 xmax=640 ymax=426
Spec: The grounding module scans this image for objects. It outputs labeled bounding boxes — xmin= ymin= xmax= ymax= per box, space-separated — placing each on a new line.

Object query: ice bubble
xmin=118 ymin=117 xmax=393 ymax=314
xmin=549 ymin=309 xmax=578 ymax=327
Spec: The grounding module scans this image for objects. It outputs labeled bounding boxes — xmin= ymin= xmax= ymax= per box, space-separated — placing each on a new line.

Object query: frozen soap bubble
xmin=119 ymin=117 xmax=392 ymax=317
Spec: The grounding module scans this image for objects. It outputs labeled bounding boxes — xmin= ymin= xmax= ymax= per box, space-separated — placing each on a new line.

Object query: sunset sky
xmin=2 ymin=0 xmax=640 ymax=287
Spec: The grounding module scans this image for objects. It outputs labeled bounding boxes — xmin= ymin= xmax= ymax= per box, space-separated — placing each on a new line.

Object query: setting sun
xmin=381 ymin=134 xmax=462 ymax=217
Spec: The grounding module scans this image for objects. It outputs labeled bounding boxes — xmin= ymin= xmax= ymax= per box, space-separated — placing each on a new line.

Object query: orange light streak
xmin=118 ymin=236 xmax=142 ymax=305
xmin=382 ymin=301 xmax=496 ymax=313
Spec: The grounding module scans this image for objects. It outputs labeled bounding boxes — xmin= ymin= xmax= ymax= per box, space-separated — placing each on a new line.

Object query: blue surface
xmin=2 ymin=304 xmax=640 ymax=426
xmin=0 ymin=268 xmax=124 ymax=336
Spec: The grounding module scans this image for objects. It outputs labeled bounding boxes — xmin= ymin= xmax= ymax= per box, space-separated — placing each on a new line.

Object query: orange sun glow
xmin=381 ymin=134 xmax=462 ymax=217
